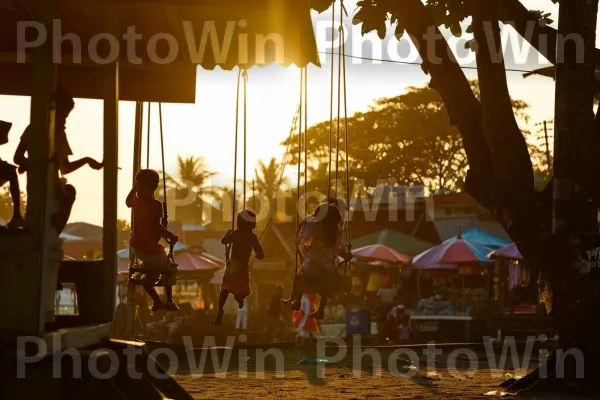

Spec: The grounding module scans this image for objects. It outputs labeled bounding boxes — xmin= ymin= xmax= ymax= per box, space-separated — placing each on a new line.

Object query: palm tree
xmin=255 ymin=157 xmax=288 ymax=202
xmin=171 ymin=155 xmax=218 ymax=198
xmin=154 ymin=155 xmax=219 ymax=225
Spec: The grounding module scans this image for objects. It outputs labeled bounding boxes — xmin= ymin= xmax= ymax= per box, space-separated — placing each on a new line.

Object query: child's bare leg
xmin=143 ymin=285 xmax=165 ymax=311
xmin=234 ymin=295 xmax=245 ymax=309
xmin=309 ymin=296 xmax=327 ymax=319
xmin=164 ymin=286 xmax=179 ymax=311
xmin=214 ymin=289 xmax=229 ymax=325
xmin=218 ymin=289 xmax=229 ymax=311
xmin=165 ymin=286 xmax=173 ymax=303
xmin=52 ymin=184 xmax=76 ymax=234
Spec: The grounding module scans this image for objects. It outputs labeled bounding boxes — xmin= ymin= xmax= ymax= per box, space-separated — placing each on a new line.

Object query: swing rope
xmin=340 ymin=4 xmax=352 ymax=272
xmin=243 ymin=70 xmax=248 ymax=209
xmin=231 ymin=68 xmax=242 ymax=229
xmin=146 ymin=102 xmax=151 ymax=169
xmin=327 ymin=1 xmax=336 ymax=201
xmin=295 ymin=68 xmax=304 ymax=277
xmin=226 ymin=68 xmax=247 ymax=265
xmin=335 ymin=3 xmax=343 ymax=194
xmin=158 ymin=102 xmax=168 ymax=228
xmin=304 ymin=67 xmax=308 ymax=217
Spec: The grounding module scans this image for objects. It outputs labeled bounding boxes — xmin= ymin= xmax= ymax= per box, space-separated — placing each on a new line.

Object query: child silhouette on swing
xmin=282 ymin=202 xmax=351 ymax=319
xmin=214 ymin=210 xmax=264 ymax=325
xmin=126 ymin=169 xmax=179 ymax=311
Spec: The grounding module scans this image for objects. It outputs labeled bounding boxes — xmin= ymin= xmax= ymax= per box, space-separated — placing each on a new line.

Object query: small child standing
xmin=214 ymin=210 xmax=264 ymax=325
xmin=0 ymin=120 xmax=25 ymax=228
xmin=126 ymin=169 xmax=179 ymax=312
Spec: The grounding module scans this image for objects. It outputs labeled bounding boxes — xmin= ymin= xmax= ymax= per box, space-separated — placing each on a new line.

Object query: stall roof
xmin=0 ymin=0 xmax=320 ymax=102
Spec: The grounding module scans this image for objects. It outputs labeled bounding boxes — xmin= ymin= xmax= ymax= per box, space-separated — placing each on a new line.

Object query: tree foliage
xmin=0 ymin=187 xmax=25 ymax=222
xmin=284 ymin=81 xmax=533 ymax=194
xmin=156 ymin=155 xmax=218 ymax=225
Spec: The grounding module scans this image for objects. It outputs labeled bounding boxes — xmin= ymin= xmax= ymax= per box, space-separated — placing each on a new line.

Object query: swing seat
xmin=128 ymin=259 xmax=178 ymax=287
xmin=294 ymin=272 xmax=352 ymax=296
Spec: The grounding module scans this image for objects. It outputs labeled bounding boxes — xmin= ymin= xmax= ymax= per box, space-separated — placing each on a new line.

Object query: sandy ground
xmin=167 ymin=345 xmax=596 ymax=399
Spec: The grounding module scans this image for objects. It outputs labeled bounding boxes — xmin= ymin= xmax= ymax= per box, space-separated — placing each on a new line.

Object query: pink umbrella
xmin=117 ymin=253 xmax=220 ymax=273
xmin=174 ymin=253 xmax=220 ymax=271
xmin=488 ymin=243 xmax=523 ymax=260
xmin=352 ymin=244 xmax=411 ymax=264
xmin=412 ymin=237 xmax=493 ymax=270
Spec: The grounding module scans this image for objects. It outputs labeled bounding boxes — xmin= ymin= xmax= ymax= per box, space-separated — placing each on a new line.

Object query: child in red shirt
xmin=214 ymin=210 xmax=264 ymax=325
xmin=126 ymin=169 xmax=179 ymax=311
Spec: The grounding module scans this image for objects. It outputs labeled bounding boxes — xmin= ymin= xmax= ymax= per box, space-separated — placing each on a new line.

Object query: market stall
xmin=488 ymin=244 xmax=553 ymax=339
xmin=409 ymin=232 xmax=498 ymax=342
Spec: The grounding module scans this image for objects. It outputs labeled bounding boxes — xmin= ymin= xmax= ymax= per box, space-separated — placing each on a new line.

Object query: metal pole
xmin=543 ymin=120 xmax=551 ymax=167
xmin=125 ymin=103 xmax=143 ymax=338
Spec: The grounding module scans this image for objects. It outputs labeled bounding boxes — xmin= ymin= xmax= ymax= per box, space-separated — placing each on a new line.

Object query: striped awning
xmin=0 ymin=0 xmax=320 ymax=103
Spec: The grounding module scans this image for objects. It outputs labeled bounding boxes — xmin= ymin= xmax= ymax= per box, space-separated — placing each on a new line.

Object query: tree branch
xmin=397 ymin=0 xmax=496 ymax=206
xmin=473 ymin=1 xmax=534 ymax=187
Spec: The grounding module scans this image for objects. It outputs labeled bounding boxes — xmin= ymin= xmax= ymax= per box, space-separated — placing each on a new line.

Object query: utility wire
xmin=319 ymin=51 xmax=541 ymax=74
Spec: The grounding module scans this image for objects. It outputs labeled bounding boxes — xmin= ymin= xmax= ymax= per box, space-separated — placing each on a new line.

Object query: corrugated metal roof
xmin=0 ymin=0 xmax=320 ymax=102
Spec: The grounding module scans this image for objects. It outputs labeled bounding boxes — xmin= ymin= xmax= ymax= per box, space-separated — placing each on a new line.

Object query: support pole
xmin=125 ymin=103 xmax=143 ymax=337
xmin=102 ymin=9 xmax=120 ymax=323
xmin=27 ymin=1 xmax=58 ymax=333
xmin=543 ymin=120 xmax=551 ymax=168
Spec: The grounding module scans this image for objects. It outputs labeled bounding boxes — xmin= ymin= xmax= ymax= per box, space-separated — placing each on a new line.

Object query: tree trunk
xmin=504 ymin=0 xmax=600 ymax=394
xmin=396 ymin=0 xmax=496 ymax=206
xmin=472 ymin=0 xmax=536 ymax=239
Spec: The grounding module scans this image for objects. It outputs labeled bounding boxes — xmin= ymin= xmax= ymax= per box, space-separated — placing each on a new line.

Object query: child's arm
xmin=125 ymin=183 xmax=137 ymax=208
xmin=13 ymin=139 xmax=28 ymax=172
xmin=253 ymin=234 xmax=265 ymax=260
xmin=221 ymin=229 xmax=235 ymax=245
xmin=60 ymin=157 xmax=102 ymax=175
xmin=155 ymin=217 xmax=177 ymax=244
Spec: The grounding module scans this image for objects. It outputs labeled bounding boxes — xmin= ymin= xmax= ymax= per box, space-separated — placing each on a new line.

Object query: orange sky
xmin=0 ymin=0 xmax=584 ymax=226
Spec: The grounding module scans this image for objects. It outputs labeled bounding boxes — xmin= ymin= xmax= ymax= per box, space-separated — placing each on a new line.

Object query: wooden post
xmin=26 ymin=1 xmax=58 ymax=333
xmin=101 ymin=9 xmax=120 ymax=323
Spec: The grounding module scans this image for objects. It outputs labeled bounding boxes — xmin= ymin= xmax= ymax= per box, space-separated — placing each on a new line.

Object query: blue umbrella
xmin=450 ymin=228 xmax=510 ymax=250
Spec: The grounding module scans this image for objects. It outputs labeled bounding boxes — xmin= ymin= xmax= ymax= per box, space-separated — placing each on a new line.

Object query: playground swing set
xmin=0 ymin=0 xmax=321 ymax=398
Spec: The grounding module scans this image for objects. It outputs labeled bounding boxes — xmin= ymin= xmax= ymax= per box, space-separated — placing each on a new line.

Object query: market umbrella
xmin=412 ymin=236 xmax=494 ymax=270
xmin=351 ymin=244 xmax=411 ymax=264
xmin=352 ymin=230 xmax=433 ymax=257
xmin=450 ymin=228 xmax=510 ymax=250
xmin=488 ymin=243 xmax=523 ymax=261
xmin=174 ymin=253 xmax=220 ymax=271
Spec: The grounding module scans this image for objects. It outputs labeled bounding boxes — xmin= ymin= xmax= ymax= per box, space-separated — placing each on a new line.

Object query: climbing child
xmin=126 ymin=169 xmax=179 ymax=312
xmin=14 ymin=86 xmax=103 ymax=234
xmin=0 ymin=120 xmax=25 ymax=228
xmin=214 ymin=210 xmax=264 ymax=325
xmin=283 ymin=203 xmax=351 ymax=319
